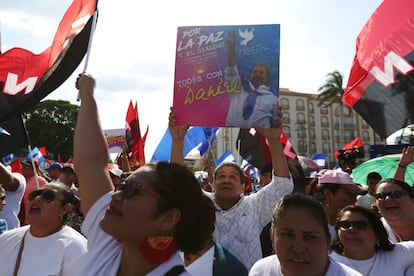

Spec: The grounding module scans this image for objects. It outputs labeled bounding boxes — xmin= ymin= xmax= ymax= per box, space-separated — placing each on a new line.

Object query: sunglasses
xmin=28 ymin=189 xmax=64 ymax=203
xmin=337 ymin=220 xmax=370 ymax=231
xmin=375 ymin=190 xmax=408 ymax=200
xmin=116 ymin=181 xmax=161 ymax=201
xmin=0 ymin=195 xmax=5 ymax=201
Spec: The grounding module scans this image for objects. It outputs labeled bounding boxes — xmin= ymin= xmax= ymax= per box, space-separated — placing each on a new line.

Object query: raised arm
xmin=0 ymin=163 xmax=20 ymax=191
xmin=256 ymin=107 xmax=289 ymax=178
xmin=394 ymin=146 xmax=414 ymax=181
xmin=168 ymin=107 xmax=189 ymax=165
xmin=73 ymin=74 xmax=113 ymax=215
xmin=226 ymin=31 xmax=236 ymax=67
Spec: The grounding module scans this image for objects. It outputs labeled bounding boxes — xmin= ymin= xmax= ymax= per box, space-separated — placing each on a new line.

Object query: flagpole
xmin=21 ymin=116 xmax=39 ymax=188
xmin=77 ymin=5 xmax=99 ymax=101
xmin=237 ymin=138 xmax=241 ymax=165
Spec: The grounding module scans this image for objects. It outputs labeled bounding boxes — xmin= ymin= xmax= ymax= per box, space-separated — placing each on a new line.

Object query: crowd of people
xmin=1 ymin=73 xmax=414 ymax=275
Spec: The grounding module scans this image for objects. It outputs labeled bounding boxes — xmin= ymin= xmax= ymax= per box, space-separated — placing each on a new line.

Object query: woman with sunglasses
xmin=374 ymin=178 xmax=414 ymax=242
xmin=331 ymin=205 xmax=414 ymax=275
xmin=249 ymin=193 xmax=361 ymax=276
xmin=74 ymin=73 xmax=217 ymax=275
xmin=0 ymin=182 xmax=87 ymax=275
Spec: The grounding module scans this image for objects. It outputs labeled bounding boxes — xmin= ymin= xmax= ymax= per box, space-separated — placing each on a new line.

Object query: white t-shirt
xmin=78 ymin=192 xmax=190 ymax=276
xmin=249 ymin=254 xmax=362 ymax=276
xmin=330 ymin=241 xmax=414 ymax=275
xmin=0 ymin=172 xmax=26 ymax=229
xmin=381 ymin=216 xmax=401 ymax=243
xmin=0 ymin=224 xmax=87 ymax=276
xmin=179 ymin=246 xmax=215 ymax=276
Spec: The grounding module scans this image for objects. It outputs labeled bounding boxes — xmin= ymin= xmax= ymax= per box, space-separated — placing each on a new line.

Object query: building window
xmin=309 ymin=116 xmax=315 ymax=126
xmin=309 ymin=103 xmax=314 ymax=113
xmin=283 ymin=126 xmax=290 ymax=137
xmin=297 ymin=113 xmax=306 ymax=124
xmin=297 ymin=125 xmax=307 ymax=138
xmin=282 ymin=112 xmax=290 ymax=123
xmin=298 ymin=140 xmax=307 ymax=154
xmin=296 ymin=99 xmax=305 ymax=111
xmin=310 ymin=142 xmax=316 ymax=154
xmin=344 ymin=130 xmax=356 ymax=142
xmin=362 ymin=131 xmax=370 ymax=141
xmin=309 ymin=128 xmax=316 ymax=139
xmin=323 ymin=142 xmax=330 ymax=154
xmin=361 ymin=120 xmax=369 ymax=129
xmin=334 ymin=105 xmax=352 ymax=117
xmin=281 ymin=98 xmax=289 ymax=109
xmin=335 ymin=105 xmax=355 ymax=128
xmin=321 ymin=104 xmax=328 ymax=114
xmin=321 ymin=116 xmax=329 ymax=127
xmin=322 ymin=129 xmax=329 ymax=140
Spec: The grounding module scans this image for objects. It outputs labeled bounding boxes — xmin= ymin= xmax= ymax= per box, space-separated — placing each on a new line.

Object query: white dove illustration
xmin=238 ymin=28 xmax=255 ymax=46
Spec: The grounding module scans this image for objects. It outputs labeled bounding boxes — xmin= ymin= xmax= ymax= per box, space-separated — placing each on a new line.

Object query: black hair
xmin=141 ymin=162 xmax=215 ymax=255
xmin=333 ymin=205 xmax=394 ymax=253
xmin=367 ymin=172 xmax=382 ymax=181
xmin=213 ymin=162 xmax=245 ymax=185
xmin=272 ymin=193 xmax=330 ymax=239
xmin=376 ymin=178 xmax=414 ymax=197
xmin=42 ymin=182 xmax=83 ymax=226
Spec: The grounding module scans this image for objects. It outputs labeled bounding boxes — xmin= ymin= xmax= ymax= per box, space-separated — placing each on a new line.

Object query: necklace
xmin=345 ymin=254 xmax=376 ymax=276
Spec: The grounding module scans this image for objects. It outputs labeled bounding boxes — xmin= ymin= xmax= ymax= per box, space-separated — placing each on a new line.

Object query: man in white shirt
xmin=169 ymin=109 xmax=293 ymax=269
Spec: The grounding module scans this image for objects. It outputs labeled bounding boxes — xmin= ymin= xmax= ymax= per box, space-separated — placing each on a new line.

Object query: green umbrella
xmin=351 ymin=154 xmax=414 ymax=187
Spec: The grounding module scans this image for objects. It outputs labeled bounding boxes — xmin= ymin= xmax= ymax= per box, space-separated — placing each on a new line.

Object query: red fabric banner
xmin=334 ymin=137 xmax=363 ymax=159
xmin=342 ymin=0 xmax=414 ymax=139
xmin=0 ymin=0 xmax=97 ymax=122
xmin=125 ymin=100 xmax=148 ymax=165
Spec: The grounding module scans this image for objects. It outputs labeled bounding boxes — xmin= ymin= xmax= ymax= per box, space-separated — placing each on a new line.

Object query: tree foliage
xmin=22 ymin=100 xmax=79 ymax=161
xmin=316 ymin=70 xmax=344 ymax=106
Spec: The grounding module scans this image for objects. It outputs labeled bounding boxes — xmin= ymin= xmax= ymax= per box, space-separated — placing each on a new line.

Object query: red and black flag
xmin=237 ymin=128 xmax=297 ymax=170
xmin=342 ymin=0 xmax=414 ymax=139
xmin=0 ymin=0 xmax=97 ymax=123
xmin=125 ymin=100 xmax=149 ymax=166
xmin=334 ymin=136 xmax=363 ymax=159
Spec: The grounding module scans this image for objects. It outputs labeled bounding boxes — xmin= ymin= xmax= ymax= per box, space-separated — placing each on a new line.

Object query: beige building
xmin=278 ymin=88 xmax=383 ymax=167
xmin=212 ymin=88 xmax=384 ymax=169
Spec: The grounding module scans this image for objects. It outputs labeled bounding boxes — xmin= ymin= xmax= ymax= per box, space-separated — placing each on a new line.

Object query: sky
xmin=0 ymin=0 xmax=384 ymax=159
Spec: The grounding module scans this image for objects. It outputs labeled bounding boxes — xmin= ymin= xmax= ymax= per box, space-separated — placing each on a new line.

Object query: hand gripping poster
xmin=173 ymin=24 xmax=280 ymax=128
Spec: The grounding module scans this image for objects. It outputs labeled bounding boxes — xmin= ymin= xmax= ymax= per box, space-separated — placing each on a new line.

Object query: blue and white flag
xmin=215 ymin=150 xmax=236 ymax=167
xmin=151 ymin=127 xmax=220 ymax=162
xmin=2 ymin=153 xmax=15 ymax=165
xmin=310 ymin=153 xmax=326 ymax=169
xmin=26 ymin=147 xmax=45 ymax=165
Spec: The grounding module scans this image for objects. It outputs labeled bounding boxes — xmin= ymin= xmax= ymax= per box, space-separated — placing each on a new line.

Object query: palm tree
xmin=316 ymin=70 xmax=345 ymax=146
xmin=316 ymin=70 xmax=344 ymax=105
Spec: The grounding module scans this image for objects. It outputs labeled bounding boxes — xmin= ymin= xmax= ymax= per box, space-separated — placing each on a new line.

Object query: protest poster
xmin=173 ymin=24 xmax=280 ymax=128
xmin=103 ymin=128 xmax=125 ymax=154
